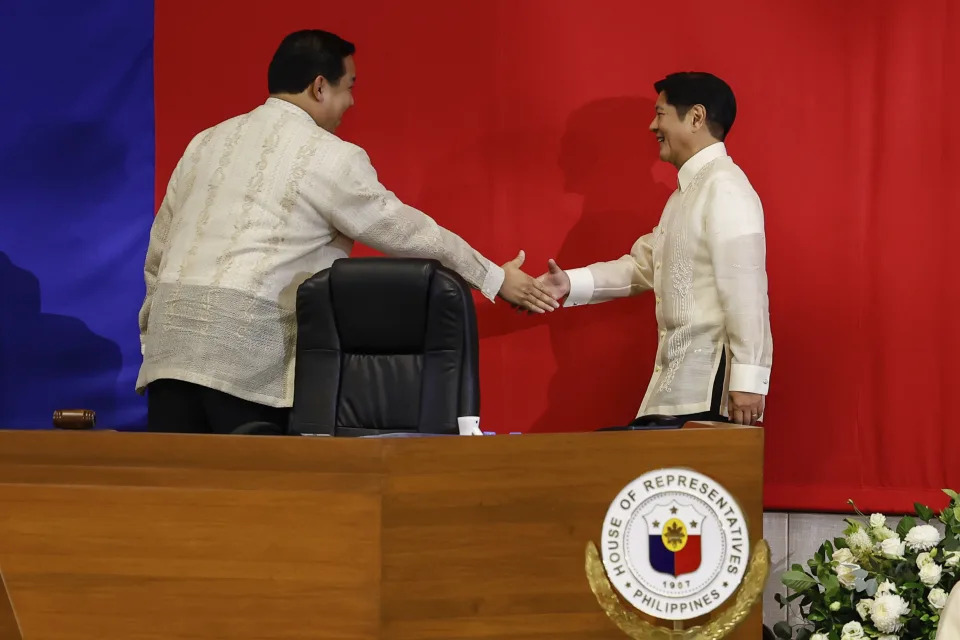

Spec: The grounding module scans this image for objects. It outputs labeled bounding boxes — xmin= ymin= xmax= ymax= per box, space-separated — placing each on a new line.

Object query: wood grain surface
xmin=0 ymin=426 xmax=763 ymax=639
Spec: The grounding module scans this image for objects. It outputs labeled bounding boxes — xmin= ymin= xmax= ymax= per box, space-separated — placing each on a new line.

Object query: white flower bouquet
xmin=775 ymin=489 xmax=960 ymax=640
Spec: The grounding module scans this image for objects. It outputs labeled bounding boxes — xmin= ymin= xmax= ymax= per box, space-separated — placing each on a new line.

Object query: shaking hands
xmin=536 ymin=259 xmax=570 ymax=300
xmin=496 ymin=256 xmax=571 ymax=315
xmin=497 ymin=250 xmax=560 ymax=313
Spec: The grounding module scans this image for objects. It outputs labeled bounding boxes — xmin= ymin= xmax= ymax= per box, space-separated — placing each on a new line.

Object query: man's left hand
xmin=729 ymin=391 xmax=765 ymax=425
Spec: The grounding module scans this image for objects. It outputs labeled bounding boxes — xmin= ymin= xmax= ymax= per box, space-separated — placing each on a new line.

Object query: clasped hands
xmin=496 ymin=250 xmax=560 ymax=313
xmin=499 ymin=256 xmax=569 ymax=312
xmin=502 ymin=256 xmax=765 ymax=427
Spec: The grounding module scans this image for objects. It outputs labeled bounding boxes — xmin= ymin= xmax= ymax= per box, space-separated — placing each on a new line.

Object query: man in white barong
xmin=137 ymin=29 xmax=557 ymax=433
xmin=537 ymin=72 xmax=772 ymax=426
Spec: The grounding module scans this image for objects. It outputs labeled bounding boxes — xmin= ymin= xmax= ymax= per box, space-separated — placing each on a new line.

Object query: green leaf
xmin=944 ymin=489 xmax=959 ymax=501
xmin=916 ymin=502 xmax=936 ymax=522
xmin=816 ymin=540 xmax=832 ymax=557
xmin=897 ymin=515 xmax=917 ymax=538
xmin=811 ymin=605 xmax=832 ymax=621
xmin=782 ymin=570 xmax=819 ymax=592
xmin=816 ymin=564 xmax=832 ymax=584
xmin=834 ymin=537 xmax=848 ymax=549
xmin=823 ymin=573 xmax=841 ymax=598
xmin=796 ymin=629 xmax=813 ymax=640
xmin=809 ymin=553 xmax=825 ymax=572
xmin=773 ymin=621 xmax=793 ymax=639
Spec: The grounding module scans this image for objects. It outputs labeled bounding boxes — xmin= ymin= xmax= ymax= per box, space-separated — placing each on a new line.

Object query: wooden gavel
xmin=52 ymin=409 xmax=96 ymax=430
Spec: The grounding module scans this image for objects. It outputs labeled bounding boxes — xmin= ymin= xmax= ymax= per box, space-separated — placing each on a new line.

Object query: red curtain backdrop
xmin=155 ymin=0 xmax=960 ymax=513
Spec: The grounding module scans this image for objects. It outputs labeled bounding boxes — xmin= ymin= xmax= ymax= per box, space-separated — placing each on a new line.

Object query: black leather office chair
xmin=288 ymin=258 xmax=480 ymax=437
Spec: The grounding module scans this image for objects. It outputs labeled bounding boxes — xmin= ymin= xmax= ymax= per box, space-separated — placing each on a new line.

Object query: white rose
xmin=905 ymin=524 xmax=943 ymax=551
xmin=837 ymin=563 xmax=859 ymax=589
xmin=880 ymin=536 xmax=905 ymax=559
xmin=841 ymin=620 xmax=865 ymax=639
xmin=929 ymin=587 xmax=948 ymax=610
xmin=917 ymin=552 xmax=934 ymax=568
xmin=810 ymin=634 xmax=829 ymax=640
xmin=870 ymin=593 xmax=910 ymax=634
xmin=919 ymin=562 xmax=942 ymax=586
xmin=946 ymin=551 xmax=960 ymax=567
xmin=847 ymin=528 xmax=873 ymax=554
xmin=873 ymin=526 xmax=897 ymax=541
xmin=871 ymin=513 xmax=887 ymax=528
xmin=876 ymin=579 xmax=897 ymax=595
xmin=856 ymin=598 xmax=874 ymax=619
xmin=833 ymin=548 xmax=856 ymax=565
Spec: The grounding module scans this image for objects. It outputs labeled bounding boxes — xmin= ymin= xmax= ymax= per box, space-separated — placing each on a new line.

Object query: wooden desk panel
xmin=0 ymin=427 xmax=763 ymax=640
xmin=0 ymin=432 xmax=381 ymax=640
xmin=380 ymin=429 xmax=764 ymax=639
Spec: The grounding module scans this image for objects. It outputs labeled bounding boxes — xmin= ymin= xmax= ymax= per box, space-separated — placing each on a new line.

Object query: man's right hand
xmin=498 ymin=250 xmax=559 ymax=313
xmin=536 ymin=259 xmax=571 ymax=300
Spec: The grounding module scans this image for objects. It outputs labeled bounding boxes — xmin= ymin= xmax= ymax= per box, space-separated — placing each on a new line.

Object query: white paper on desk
xmin=457 ymin=416 xmax=482 ymax=436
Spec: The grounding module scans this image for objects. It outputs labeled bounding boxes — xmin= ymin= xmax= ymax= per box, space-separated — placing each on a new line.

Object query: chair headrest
xmin=299 ymin=258 xmax=469 ymax=354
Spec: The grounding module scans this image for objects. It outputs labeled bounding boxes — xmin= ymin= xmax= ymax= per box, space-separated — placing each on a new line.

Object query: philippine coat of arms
xmin=585 ymin=468 xmax=769 ymax=639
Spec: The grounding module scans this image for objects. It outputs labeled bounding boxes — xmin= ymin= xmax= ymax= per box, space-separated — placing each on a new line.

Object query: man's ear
xmin=688 ymin=104 xmax=707 ymax=132
xmin=311 ymin=75 xmax=326 ymax=102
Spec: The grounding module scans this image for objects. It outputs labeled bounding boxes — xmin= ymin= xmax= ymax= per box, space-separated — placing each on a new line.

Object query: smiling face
xmin=649 ymin=90 xmax=695 ymax=169
xmin=313 ymin=55 xmax=356 ymax=133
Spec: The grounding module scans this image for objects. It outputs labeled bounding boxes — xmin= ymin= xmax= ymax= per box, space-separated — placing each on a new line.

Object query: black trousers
xmin=629 ymin=348 xmax=730 ymax=427
xmin=146 ymin=378 xmax=290 ymax=434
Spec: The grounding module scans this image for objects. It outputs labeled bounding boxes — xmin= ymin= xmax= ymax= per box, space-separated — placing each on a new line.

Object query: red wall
xmin=156 ymin=0 xmax=960 ymax=513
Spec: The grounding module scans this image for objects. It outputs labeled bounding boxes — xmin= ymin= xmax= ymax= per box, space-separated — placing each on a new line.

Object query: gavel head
xmin=52 ymin=409 xmax=96 ymax=430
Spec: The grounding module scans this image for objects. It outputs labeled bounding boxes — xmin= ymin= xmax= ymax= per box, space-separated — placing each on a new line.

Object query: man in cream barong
xmin=537 ymin=72 xmax=772 ymax=426
xmin=137 ymin=29 xmax=557 ymax=433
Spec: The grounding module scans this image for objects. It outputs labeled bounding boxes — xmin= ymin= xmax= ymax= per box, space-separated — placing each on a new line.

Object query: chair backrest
xmin=288 ymin=258 xmax=480 ymax=436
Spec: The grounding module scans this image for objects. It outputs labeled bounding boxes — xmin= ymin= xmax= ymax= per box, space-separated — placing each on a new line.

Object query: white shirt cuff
xmin=730 ymin=364 xmax=770 ymax=395
xmin=563 ymin=268 xmax=594 ymax=307
xmin=480 ymin=263 xmax=505 ymax=301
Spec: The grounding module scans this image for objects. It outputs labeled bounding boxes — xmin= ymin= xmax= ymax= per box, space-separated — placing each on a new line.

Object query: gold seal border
xmin=585 ymin=538 xmax=770 ymax=639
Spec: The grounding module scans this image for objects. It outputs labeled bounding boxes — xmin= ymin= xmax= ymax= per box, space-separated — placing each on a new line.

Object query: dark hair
xmin=267 ymin=29 xmax=356 ymax=94
xmin=653 ymin=72 xmax=736 ymax=140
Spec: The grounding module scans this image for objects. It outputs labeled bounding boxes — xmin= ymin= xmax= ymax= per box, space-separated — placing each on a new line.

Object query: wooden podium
xmin=0 ymin=425 xmax=763 ymax=639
